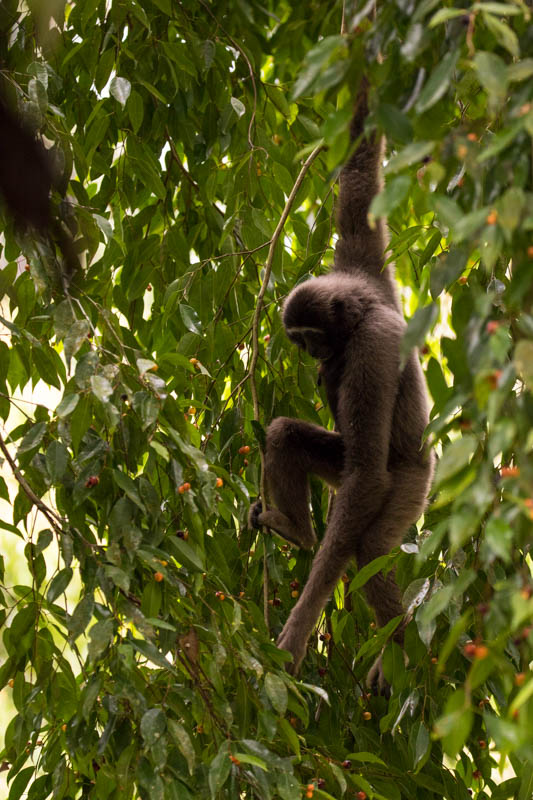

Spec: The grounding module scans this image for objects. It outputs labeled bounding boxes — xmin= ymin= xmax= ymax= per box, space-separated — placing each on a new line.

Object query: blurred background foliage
xmin=0 ymin=0 xmax=533 ymax=798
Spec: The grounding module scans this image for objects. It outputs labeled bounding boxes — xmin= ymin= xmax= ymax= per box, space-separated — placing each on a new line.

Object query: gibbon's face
xmin=285 ymin=326 xmax=334 ymax=361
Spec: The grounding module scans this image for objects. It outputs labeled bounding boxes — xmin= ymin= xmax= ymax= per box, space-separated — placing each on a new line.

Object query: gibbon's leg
xmin=356 ymin=459 xmax=433 ymax=631
xmin=276 ymin=305 xmax=412 ymax=672
xmin=249 ymin=418 xmax=344 ymax=550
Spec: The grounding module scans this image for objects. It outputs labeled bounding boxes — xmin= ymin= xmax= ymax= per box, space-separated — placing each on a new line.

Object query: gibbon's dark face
xmin=285 ymin=326 xmax=334 ymax=360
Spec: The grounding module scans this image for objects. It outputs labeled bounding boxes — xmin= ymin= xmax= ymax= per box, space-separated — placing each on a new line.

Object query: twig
xmin=248 ymin=143 xmax=325 ymax=627
xmin=165 ymin=128 xmax=199 ymax=191
xmin=0 ymin=432 xmax=64 ymax=535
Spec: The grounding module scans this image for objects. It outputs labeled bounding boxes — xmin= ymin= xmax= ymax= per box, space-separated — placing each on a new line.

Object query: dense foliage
xmin=1 ymin=1 xmax=533 ymax=798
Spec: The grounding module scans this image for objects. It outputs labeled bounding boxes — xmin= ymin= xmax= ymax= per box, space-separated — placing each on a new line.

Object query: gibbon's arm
xmin=334 ymin=82 xmax=399 ymax=310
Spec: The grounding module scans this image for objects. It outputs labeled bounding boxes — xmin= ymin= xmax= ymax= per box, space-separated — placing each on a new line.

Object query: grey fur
xmin=249 ymin=82 xmax=434 ymax=676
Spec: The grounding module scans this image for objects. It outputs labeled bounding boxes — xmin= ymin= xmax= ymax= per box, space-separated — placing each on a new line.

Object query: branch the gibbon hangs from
xmin=249 ymin=79 xmax=434 ymax=679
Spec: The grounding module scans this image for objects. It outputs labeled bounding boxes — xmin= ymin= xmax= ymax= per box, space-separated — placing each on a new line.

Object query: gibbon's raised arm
xmin=249 ymin=77 xmax=434 ymax=683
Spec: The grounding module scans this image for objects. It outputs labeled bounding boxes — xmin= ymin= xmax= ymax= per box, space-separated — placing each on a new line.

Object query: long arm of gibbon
xmin=334 ymin=81 xmax=394 ymax=298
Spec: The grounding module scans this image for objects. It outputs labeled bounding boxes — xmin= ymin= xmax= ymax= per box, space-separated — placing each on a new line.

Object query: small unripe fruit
xmin=178 ymin=482 xmax=191 ymax=493
xmin=341 ymin=759 xmax=351 ymax=769
xmin=61 ymin=724 xmax=67 ymax=732
xmin=238 ymin=342 xmax=245 ymax=350
xmin=528 ymin=245 xmax=533 ymax=258
xmin=474 ymin=644 xmax=489 ymax=659
xmin=486 ymin=210 xmax=498 ymax=225
xmin=189 ymin=357 xmax=199 ymax=367
xmin=216 ymin=477 xmax=223 ymax=488
xmin=8 ymin=679 xmax=14 ymax=688
xmin=342 ymin=573 xmax=350 ymax=583
xmin=229 ymin=754 xmax=240 ymax=764
xmin=196 ymin=724 xmax=204 ymax=733
xmin=457 ymin=144 xmax=468 ymax=159
xmin=486 ymin=320 xmax=500 ymax=334
xmin=177 ymin=529 xmax=189 ymax=539
xmin=473 ymin=770 xmax=482 ymax=780
xmin=291 ymin=590 xmax=299 ymax=598
xmin=85 ymin=475 xmax=99 ymax=488
xmin=24 ymin=264 xmax=31 ymax=271
xmin=515 ymin=672 xmax=526 ymax=686
xmin=239 ymin=591 xmax=245 ymax=598
xmin=479 ymin=739 xmax=487 ymax=749
xmin=487 ymin=370 xmax=502 ymax=389
xmin=362 ymin=711 xmax=372 ymax=720
xmin=319 ymin=632 xmax=331 ymax=642
xmin=467 ymin=133 xmax=478 ymax=142
xmin=154 ymin=572 xmax=164 ymax=582
xmin=238 ymin=445 xmax=250 ymax=455
xmin=431 ymin=656 xmax=438 ymax=664
xmin=147 ymin=284 xmax=152 ymax=291
xmin=289 ymin=716 xmax=298 ymax=727
xmin=458 ymin=275 xmax=468 ymax=285
xmin=521 ymin=586 xmax=532 ymax=599
xmin=357 ymin=793 xmax=367 ymax=800
xmin=159 ymin=560 xmax=168 ymax=567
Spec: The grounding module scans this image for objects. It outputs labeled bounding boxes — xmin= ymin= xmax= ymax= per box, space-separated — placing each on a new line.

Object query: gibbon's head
xmin=282 ymin=274 xmax=371 ymax=361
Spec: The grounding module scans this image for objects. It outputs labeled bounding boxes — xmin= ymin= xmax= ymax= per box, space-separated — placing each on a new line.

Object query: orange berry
xmin=159 ymin=560 xmax=168 ymax=566
xmin=486 ymin=210 xmax=498 ymax=225
xmin=196 ymin=724 xmax=204 ymax=733
xmin=188 ymin=406 xmax=196 ymax=415
xmin=24 ymin=264 xmax=31 ymax=271
xmin=319 ymin=632 xmax=331 ymax=642
xmin=479 ymin=739 xmax=487 ymax=749
xmin=8 ymin=679 xmax=14 ymax=688
xmin=238 ymin=445 xmax=250 ymax=455
xmin=341 ymin=760 xmax=351 ymax=769
xmin=306 ymin=792 xmax=313 ymax=799
xmin=216 ymin=477 xmax=223 ymax=488
xmin=178 ymin=482 xmax=191 ymax=493
xmin=487 ymin=370 xmax=502 ymax=389
xmin=464 ymin=642 xmax=477 ymax=657
xmin=239 ymin=591 xmax=245 ymax=598
xmin=307 ymin=784 xmax=315 ymax=792
xmin=528 ymin=245 xmax=533 ymax=258
xmin=474 ymin=644 xmax=489 ymax=660
xmin=458 ymin=275 xmax=468 ymax=285
xmin=189 ymin=357 xmax=199 ymax=366
xmin=515 ymin=672 xmax=526 ymax=686
xmin=217 ymin=592 xmax=225 ymax=601
xmin=272 ymin=134 xmax=282 ymax=145
xmin=154 ymin=571 xmax=164 ymax=582
xmin=431 ymin=656 xmax=438 ymax=664
xmin=457 ymin=144 xmax=468 ymax=158
xmin=61 ymin=724 xmax=67 ymax=732
xmin=520 ymin=103 xmax=531 ymax=116
xmin=362 ymin=711 xmax=372 ymax=720
xmin=486 ymin=320 xmax=500 ymax=334
xmin=289 ymin=716 xmax=298 ymax=727
xmin=291 ymin=590 xmax=299 ymax=598
xmin=513 ymin=708 xmax=520 ymax=719
xmin=467 ymin=133 xmax=478 ymax=142
xmin=229 ymin=755 xmax=241 ymax=765
xmin=500 ymin=466 xmax=519 ymax=478
xmin=357 ymin=793 xmax=367 ymax=800
xmin=521 ymin=587 xmax=532 ymax=599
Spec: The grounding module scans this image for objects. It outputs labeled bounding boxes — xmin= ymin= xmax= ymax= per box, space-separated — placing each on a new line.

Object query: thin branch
xmin=0 ymin=432 xmax=64 ymax=535
xmin=247 ymin=143 xmax=325 ymax=627
xmin=165 ymin=128 xmax=199 ymax=191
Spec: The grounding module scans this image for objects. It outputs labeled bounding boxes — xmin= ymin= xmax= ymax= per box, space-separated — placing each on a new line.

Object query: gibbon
xmin=249 ymin=81 xmax=434 ymax=677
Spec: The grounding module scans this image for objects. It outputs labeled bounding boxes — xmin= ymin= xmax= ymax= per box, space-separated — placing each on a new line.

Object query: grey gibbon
xmin=249 ymin=80 xmax=434 ymax=678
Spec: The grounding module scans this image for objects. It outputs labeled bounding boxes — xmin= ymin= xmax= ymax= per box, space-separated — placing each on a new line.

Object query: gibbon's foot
xmin=366 ymin=655 xmax=390 ymax=697
xmin=277 ymin=621 xmax=308 ymax=675
xmin=247 ymin=499 xmax=317 ymax=550
xmin=248 ymin=499 xmax=263 ymax=530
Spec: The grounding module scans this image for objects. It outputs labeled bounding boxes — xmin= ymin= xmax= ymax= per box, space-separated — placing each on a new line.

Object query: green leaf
xmin=140 ymin=708 xmax=166 ymax=746
xmin=68 ymin=593 xmax=94 ymax=641
xmin=64 ymin=320 xmax=91 ymax=364
xmin=17 ymin=422 xmax=47 ymax=455
xmin=167 ymin=718 xmax=195 ymax=775
xmin=434 ymin=688 xmax=473 ymax=756
xmin=55 ymin=393 xmax=79 ymax=418
xmin=110 ymin=76 xmax=131 ymax=106
xmin=264 ymin=672 xmax=288 ymax=716
xmin=45 ymin=440 xmax=68 ymax=482
xmin=91 ymin=375 xmax=113 ymax=403
xmin=384 ymin=141 xmax=435 ymax=174
xmin=8 ymin=766 xmax=34 ymax=800
xmin=179 ymin=304 xmax=203 ymax=335
xmin=416 ymin=50 xmax=459 ymax=112
xmin=208 ymin=743 xmax=232 ymax=798
xmin=474 ymin=51 xmax=508 ymax=103
xmin=434 ymin=435 xmax=478 ymax=486
xmin=47 ymin=567 xmax=73 ymax=603
xmin=400 ymin=303 xmax=438 ymax=361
